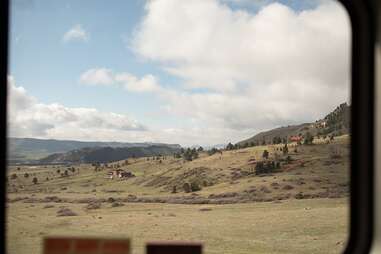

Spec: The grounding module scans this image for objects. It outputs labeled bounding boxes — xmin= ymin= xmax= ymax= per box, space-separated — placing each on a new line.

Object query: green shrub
xmin=190 ymin=182 xmax=202 ymax=192
xmin=304 ymin=132 xmax=314 ymax=145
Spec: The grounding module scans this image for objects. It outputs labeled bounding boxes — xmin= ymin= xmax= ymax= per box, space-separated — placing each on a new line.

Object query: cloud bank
xmin=10 ymin=0 xmax=351 ymax=146
xmin=128 ymin=0 xmax=350 ymax=132
xmin=7 ymin=76 xmax=146 ymax=141
xmin=79 ymin=68 xmax=162 ymax=93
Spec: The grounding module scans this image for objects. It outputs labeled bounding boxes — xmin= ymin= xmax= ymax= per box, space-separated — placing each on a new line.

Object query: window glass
xmin=7 ymin=1 xmax=351 ymax=253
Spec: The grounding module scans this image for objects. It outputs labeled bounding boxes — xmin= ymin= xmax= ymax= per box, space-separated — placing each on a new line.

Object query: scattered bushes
xmin=32 ymin=177 xmax=38 ymax=185
xmin=282 ymin=184 xmax=294 ymax=190
xmin=260 ymin=186 xmax=271 ymax=193
xmin=111 ymin=202 xmax=124 ymax=207
xmin=255 ymin=161 xmax=278 ymax=175
xmin=57 ymin=207 xmax=77 ymax=216
xmin=183 ymin=148 xmax=199 ymax=161
xmin=283 ymin=144 xmax=289 ymax=155
xmin=304 ymin=132 xmax=314 ymax=145
xmin=270 ymin=182 xmax=280 ymax=188
xmin=182 ymin=182 xmax=202 ymax=192
xmin=86 ymin=202 xmax=101 ymax=210
xmin=199 ymin=208 xmax=212 ymax=212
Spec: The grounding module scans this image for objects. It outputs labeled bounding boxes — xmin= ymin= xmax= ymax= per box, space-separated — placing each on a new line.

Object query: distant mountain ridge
xmin=237 ymin=102 xmax=350 ymax=146
xmin=38 ymin=145 xmax=181 ymax=164
xmin=8 ymin=138 xmax=181 ymax=163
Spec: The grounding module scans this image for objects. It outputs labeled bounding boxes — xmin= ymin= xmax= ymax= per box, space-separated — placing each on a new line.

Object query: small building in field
xmin=108 ymin=169 xmax=135 ymax=179
xmin=289 ymin=136 xmax=303 ymax=143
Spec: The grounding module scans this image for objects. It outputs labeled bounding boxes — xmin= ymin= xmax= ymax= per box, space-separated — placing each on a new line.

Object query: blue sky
xmin=8 ymin=0 xmax=350 ymax=146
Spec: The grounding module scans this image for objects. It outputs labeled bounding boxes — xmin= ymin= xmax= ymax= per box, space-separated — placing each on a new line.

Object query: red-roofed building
xmin=289 ymin=136 xmax=303 ymax=142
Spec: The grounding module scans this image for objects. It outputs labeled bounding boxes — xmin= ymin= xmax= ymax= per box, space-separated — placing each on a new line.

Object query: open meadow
xmin=6 ymin=135 xmax=350 ymax=254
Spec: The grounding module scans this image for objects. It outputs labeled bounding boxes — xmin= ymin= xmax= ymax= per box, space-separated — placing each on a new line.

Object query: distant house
xmin=316 ymin=121 xmax=327 ymax=128
xmin=289 ymin=136 xmax=303 ymax=142
xmin=108 ymin=169 xmax=135 ymax=179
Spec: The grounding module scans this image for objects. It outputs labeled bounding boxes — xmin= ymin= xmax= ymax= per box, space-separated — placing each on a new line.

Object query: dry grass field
xmin=6 ymin=135 xmax=350 ymax=254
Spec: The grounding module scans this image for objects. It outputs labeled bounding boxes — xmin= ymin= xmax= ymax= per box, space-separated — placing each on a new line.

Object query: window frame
xmin=338 ymin=0 xmax=376 ymax=253
xmin=1 ymin=0 xmax=377 ymax=253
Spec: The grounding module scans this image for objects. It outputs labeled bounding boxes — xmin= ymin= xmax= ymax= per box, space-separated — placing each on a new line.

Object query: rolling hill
xmin=38 ymin=145 xmax=181 ymax=164
xmin=237 ymin=102 xmax=350 ymax=146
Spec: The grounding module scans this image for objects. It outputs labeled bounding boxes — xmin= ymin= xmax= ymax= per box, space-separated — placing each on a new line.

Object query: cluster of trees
xmin=272 ymin=136 xmax=287 ymax=145
xmin=226 ymin=141 xmax=268 ymax=150
xmin=148 ymin=155 xmax=166 ymax=161
xmin=182 ymin=181 xmax=202 ymax=193
xmin=207 ymin=148 xmax=221 ymax=156
xmin=255 ymin=160 xmax=281 ymax=175
xmin=225 ymin=137 xmax=289 ymax=151
xmin=283 ymin=144 xmax=289 ymax=155
xmin=325 ymin=103 xmax=350 ymax=128
xmin=304 ymin=132 xmax=314 ymax=145
xmin=226 ymin=142 xmax=238 ymax=150
xmin=183 ymin=148 xmax=199 ymax=161
xmin=263 ymin=147 xmax=288 ymax=159
xmin=317 ymin=103 xmax=350 ymax=135
xmin=174 ymin=148 xmax=200 ymax=161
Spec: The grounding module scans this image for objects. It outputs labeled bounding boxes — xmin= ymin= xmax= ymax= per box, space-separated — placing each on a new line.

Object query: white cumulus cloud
xmin=127 ymin=0 xmax=350 ymax=134
xmin=63 ymin=24 xmax=89 ymax=43
xmin=79 ymin=68 xmax=114 ymax=85
xmin=7 ymin=76 xmax=146 ymax=140
xmin=79 ymin=68 xmax=162 ymax=93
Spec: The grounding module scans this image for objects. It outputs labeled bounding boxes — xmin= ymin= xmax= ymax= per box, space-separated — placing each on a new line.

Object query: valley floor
xmin=7 ymin=198 xmax=348 ymax=254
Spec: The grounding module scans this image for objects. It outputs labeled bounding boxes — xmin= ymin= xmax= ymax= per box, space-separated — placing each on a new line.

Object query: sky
xmin=7 ymin=0 xmax=351 ymax=147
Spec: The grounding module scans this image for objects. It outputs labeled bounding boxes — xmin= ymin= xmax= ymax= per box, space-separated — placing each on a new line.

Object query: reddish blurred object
xmin=44 ymin=237 xmax=130 ymax=254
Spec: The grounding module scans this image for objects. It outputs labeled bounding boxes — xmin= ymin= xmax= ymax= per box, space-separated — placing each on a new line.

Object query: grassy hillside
xmin=6 ymin=135 xmax=349 ymax=254
xmin=7 ymin=135 xmax=349 ymax=201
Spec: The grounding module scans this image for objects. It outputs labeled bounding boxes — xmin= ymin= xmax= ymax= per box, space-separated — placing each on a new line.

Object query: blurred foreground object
xmin=146 ymin=241 xmax=202 ymax=254
xmin=44 ymin=237 xmax=130 ymax=254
